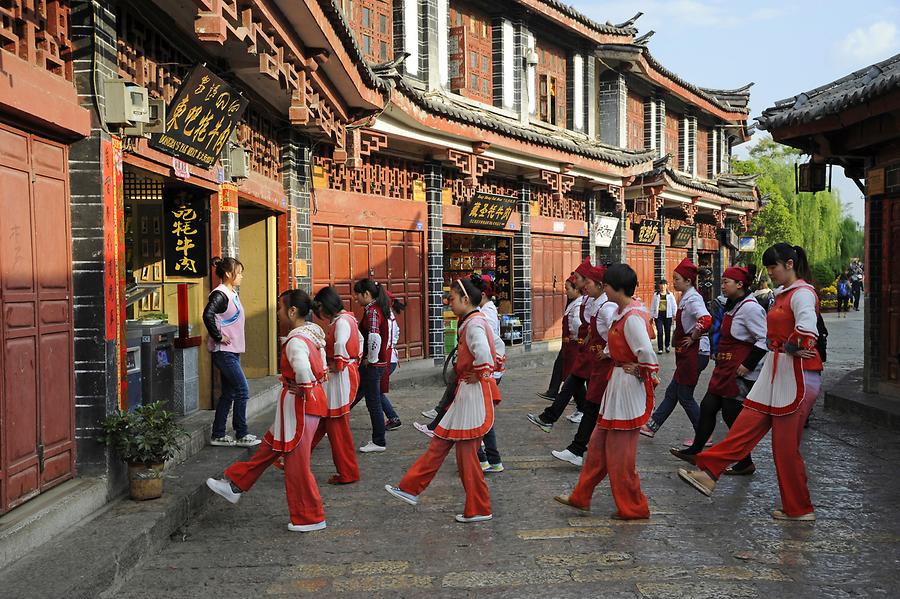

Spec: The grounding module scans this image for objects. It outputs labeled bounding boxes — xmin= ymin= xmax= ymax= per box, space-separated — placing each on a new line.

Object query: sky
xmin=578 ymin=0 xmax=900 ymax=224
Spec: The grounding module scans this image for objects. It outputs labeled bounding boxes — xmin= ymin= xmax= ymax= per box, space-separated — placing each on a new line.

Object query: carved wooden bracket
xmin=605 ymin=184 xmax=625 ymax=212
xmin=445 ymin=149 xmax=495 ymax=188
xmin=738 ymin=210 xmax=756 ymax=232
xmin=714 ymin=209 xmax=728 ymax=229
xmin=345 ymin=129 xmax=388 ymax=169
xmin=541 ymin=169 xmax=575 ymax=201
xmin=683 ymin=198 xmax=700 ymax=224
xmin=645 ymin=185 xmax=665 ymax=219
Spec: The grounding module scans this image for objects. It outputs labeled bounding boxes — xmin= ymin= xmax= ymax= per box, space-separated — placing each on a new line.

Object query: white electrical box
xmin=123 ymin=99 xmax=166 ymax=138
xmin=229 ymin=145 xmax=250 ymax=180
xmin=104 ymin=79 xmax=150 ymax=125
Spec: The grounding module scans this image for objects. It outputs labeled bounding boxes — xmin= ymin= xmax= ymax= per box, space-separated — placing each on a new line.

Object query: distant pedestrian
xmin=204 ymin=257 xmax=260 ymax=448
xmin=537 ymin=275 xmax=583 ymax=400
xmin=650 ymin=280 xmax=676 ymax=354
xmin=836 ymin=274 xmax=851 ymax=317
xmin=849 ymin=258 xmax=864 ymax=311
xmin=381 ymin=293 xmax=405 ymax=432
xmin=679 ymin=243 xmax=823 ymax=522
xmin=554 ymin=263 xmax=658 ymax=520
xmin=386 ymin=277 xmax=498 ymax=523
xmin=753 ymin=278 xmax=775 ymax=312
xmin=206 ymin=289 xmax=329 ymax=532
xmin=471 ymin=274 xmax=507 ymax=474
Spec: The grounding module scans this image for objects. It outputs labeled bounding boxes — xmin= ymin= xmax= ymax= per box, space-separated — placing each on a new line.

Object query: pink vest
xmin=207 ymin=284 xmax=245 ymax=354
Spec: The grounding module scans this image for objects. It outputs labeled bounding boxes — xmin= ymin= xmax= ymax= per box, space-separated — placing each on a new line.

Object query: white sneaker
xmin=206 ymin=478 xmax=241 ymax=504
xmin=359 ymin=441 xmax=386 ymax=453
xmin=551 ymin=449 xmax=584 ymax=467
xmin=421 ymin=408 xmax=438 ymax=419
xmin=413 ymin=422 xmax=435 ymax=438
xmin=455 ymin=513 xmax=493 ymax=523
xmin=567 ymin=411 xmax=583 ymax=424
xmin=479 ymin=461 xmax=491 ymax=470
xmin=210 ymin=435 xmax=236 ymax=447
xmin=385 ymin=484 xmax=418 ymax=505
xmin=287 ymin=520 xmax=326 ymax=532
xmin=234 ymin=434 xmax=261 ymax=447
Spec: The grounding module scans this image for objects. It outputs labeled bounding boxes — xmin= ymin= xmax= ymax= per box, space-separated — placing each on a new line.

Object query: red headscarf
xmin=574 ymin=257 xmax=593 ymax=278
xmin=723 ymin=265 xmax=751 ymax=287
xmin=478 ymin=274 xmax=495 ymax=296
xmin=584 ymin=264 xmax=607 ymax=284
xmin=674 ymin=258 xmax=699 ymax=282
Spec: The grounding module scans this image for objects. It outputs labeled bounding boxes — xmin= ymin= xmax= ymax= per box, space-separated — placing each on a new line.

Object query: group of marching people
xmin=205 ymin=272 xmax=506 ymax=531
xmin=533 ymin=242 xmax=823 ymax=522
xmin=203 ymin=240 xmax=823 ymax=532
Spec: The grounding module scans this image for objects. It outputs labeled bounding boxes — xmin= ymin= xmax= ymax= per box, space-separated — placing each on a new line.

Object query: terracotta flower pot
xmin=128 ymin=462 xmax=165 ymax=500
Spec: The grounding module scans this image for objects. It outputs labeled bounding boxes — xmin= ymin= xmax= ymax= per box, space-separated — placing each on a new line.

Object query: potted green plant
xmin=99 ymin=401 xmax=186 ymax=500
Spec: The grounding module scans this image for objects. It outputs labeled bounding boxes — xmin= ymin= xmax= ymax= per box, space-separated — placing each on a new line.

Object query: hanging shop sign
xmin=151 ymin=64 xmax=249 ymax=169
xmin=594 ymin=215 xmax=619 ymax=247
xmin=495 ymin=237 xmax=512 ymax=305
xmin=462 ymin=191 xmax=517 ymax=230
xmin=739 ymin=236 xmax=757 ymax=252
xmin=632 ymin=219 xmax=660 ymax=245
xmin=671 ymin=225 xmax=695 ymax=248
xmin=164 ymin=191 xmax=208 ymax=278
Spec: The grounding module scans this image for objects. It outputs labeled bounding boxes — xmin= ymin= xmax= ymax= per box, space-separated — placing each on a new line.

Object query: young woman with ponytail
xmin=679 ymin=244 xmax=823 ymax=521
xmin=353 ymin=278 xmax=396 ymax=453
xmin=670 ymin=264 xmax=767 ymax=475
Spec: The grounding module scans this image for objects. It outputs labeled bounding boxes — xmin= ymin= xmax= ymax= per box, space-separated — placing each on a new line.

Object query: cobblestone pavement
xmin=118 ymin=306 xmax=900 ymax=598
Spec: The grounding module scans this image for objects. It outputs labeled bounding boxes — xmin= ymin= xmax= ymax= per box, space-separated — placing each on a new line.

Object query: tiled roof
xmin=598 ymin=43 xmax=751 ymax=115
xmin=394 ymin=78 xmax=656 ymax=168
xmin=757 ymin=52 xmax=900 ymax=131
xmin=537 ymin=1 xmax=638 ymax=36
xmin=638 ymin=155 xmax=757 ymax=203
xmin=317 ymin=0 xmax=390 ymax=92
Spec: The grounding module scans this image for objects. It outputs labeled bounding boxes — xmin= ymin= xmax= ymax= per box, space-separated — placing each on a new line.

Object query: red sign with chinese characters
xmin=164 ymin=192 xmax=209 ymax=278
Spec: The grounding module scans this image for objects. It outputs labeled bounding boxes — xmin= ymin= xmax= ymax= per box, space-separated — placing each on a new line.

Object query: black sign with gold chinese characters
xmin=633 ymin=219 xmax=660 ymax=244
xmin=671 ymin=225 xmax=695 ymax=248
xmin=150 ymin=65 xmax=249 ymax=169
xmin=495 ymin=237 xmax=512 ymax=305
xmin=462 ymin=191 xmax=517 ymax=230
xmin=164 ymin=192 xmax=208 ymax=278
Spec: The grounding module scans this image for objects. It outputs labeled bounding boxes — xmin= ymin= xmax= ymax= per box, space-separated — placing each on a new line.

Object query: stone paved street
xmin=117 ymin=307 xmax=900 ymax=598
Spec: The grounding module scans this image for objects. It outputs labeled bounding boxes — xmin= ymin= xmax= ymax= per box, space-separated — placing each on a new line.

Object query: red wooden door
xmin=666 ymin=247 xmax=689 ymax=303
xmin=531 ymin=235 xmax=582 ymax=341
xmin=628 ymin=244 xmax=656 ymax=306
xmin=312 ymin=224 xmax=425 ymax=359
xmin=884 ymin=197 xmax=900 ymax=384
xmin=0 ymin=124 xmax=75 ymax=515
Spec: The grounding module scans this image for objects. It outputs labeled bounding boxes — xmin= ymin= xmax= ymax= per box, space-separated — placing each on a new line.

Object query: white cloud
xmin=838 ymin=21 xmax=899 ymax=64
xmin=582 ymin=1 xmax=785 ymax=30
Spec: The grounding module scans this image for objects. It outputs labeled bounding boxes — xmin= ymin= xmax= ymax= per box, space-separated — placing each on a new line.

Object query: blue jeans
xmin=477 ymin=376 xmax=502 ymax=465
xmin=359 ymin=364 xmax=387 ymax=446
xmin=211 ymin=351 xmax=249 ymax=439
xmin=381 ymin=362 xmax=399 ymax=421
xmin=650 ymin=380 xmax=700 ymax=432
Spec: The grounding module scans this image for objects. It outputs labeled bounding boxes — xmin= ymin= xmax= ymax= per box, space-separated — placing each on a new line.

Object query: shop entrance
xmin=628 ymin=244 xmax=656 ymax=306
xmin=237 ymin=203 xmax=279 ymax=379
xmin=0 ymin=124 xmax=75 ymax=514
xmin=531 ymin=234 xmax=581 ymax=341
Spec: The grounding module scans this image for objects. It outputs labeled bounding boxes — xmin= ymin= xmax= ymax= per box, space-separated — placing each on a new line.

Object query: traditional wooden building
xmin=758 ymin=52 xmax=900 ymax=398
xmin=330 ymin=1 xmax=758 ymax=350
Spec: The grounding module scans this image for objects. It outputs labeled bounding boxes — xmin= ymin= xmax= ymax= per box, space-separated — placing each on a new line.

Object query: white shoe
xmin=287 ymin=520 xmax=326 ymax=532
xmin=455 ymin=513 xmax=493 ymax=523
xmin=421 ymin=408 xmax=438 ymax=419
xmin=385 ymin=484 xmax=418 ymax=505
xmin=413 ymin=422 xmax=435 ymax=438
xmin=210 ymin=435 xmax=236 ymax=447
xmin=206 ymin=478 xmax=241 ymax=504
xmin=479 ymin=461 xmax=491 ymax=470
xmin=359 ymin=441 xmax=386 ymax=453
xmin=234 ymin=434 xmax=261 ymax=447
xmin=551 ymin=449 xmax=584 ymax=467
xmin=566 ymin=411 xmax=583 ymax=424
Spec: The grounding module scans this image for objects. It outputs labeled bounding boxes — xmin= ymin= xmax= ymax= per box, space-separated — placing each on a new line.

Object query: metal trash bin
xmin=126 ymin=329 xmax=143 ymax=412
xmin=138 ymin=324 xmax=177 ymax=409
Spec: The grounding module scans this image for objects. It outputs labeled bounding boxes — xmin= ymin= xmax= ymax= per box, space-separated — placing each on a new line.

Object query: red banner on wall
xmin=102 ymin=136 xmax=126 ymax=408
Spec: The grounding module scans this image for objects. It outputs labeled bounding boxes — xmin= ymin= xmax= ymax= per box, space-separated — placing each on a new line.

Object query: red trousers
xmin=225 ymin=414 xmax=325 ymax=526
xmin=695 ymin=376 xmax=820 ymax=517
xmin=570 ymin=428 xmax=650 ymax=519
xmin=399 ymin=437 xmax=491 ymax=518
xmin=311 ymin=414 xmax=360 ymax=483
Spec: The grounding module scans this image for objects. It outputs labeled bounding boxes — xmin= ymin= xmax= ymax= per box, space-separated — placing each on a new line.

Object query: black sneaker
xmin=536 ymin=391 xmax=556 ymax=401
xmin=385 ymin=418 xmax=402 ymax=431
xmin=527 ymin=413 xmax=553 ymax=433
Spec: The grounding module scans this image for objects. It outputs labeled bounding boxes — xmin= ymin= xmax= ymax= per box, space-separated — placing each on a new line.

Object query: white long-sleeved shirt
xmin=479 ymin=300 xmax=505 ymax=379
xmin=724 ymin=296 xmax=769 ymax=381
xmin=650 ymin=291 xmax=677 ymax=319
xmin=677 ymin=286 xmax=711 ymax=333
xmin=564 ymin=295 xmax=584 ymax=339
xmin=389 ymin=313 xmax=400 ymax=364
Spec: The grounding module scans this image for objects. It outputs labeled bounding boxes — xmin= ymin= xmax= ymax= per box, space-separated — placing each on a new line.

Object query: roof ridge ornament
xmin=634 ymin=31 xmax=655 ymax=46
xmin=609 ymin=11 xmax=643 ymax=29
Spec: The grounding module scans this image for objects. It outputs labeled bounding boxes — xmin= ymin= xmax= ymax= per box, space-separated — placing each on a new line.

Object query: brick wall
xmin=514 ymin=179 xmax=532 ymax=346
xmin=424 ymin=162 xmax=445 ymax=360
xmin=599 ymin=72 xmax=626 ymax=147
xmin=283 ymin=132 xmax=313 ymax=290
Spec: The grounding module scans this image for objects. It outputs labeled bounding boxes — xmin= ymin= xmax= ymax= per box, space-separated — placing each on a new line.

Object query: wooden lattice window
xmin=536 ymin=39 xmax=566 ymax=126
xmin=0 ymin=1 xmax=73 ymax=81
xmin=696 ymin=125 xmax=709 ymax=179
xmin=627 ymin=91 xmax=645 ymax=151
xmin=343 ymin=0 xmax=391 ymax=63
xmin=665 ymin=110 xmax=680 ymax=168
xmin=448 ymin=3 xmax=492 ymax=103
